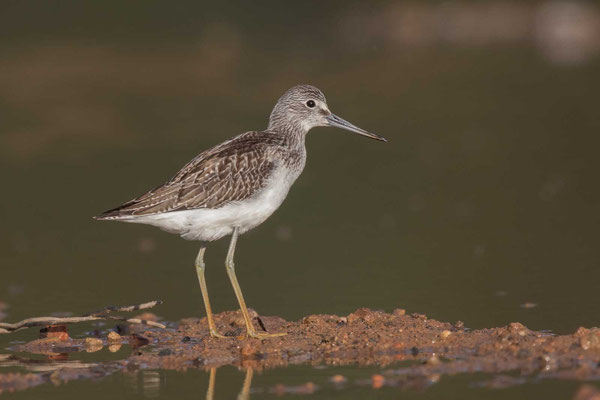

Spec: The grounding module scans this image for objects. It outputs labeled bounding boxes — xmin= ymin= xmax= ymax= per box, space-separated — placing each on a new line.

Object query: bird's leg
xmin=225 ymin=227 xmax=286 ymax=339
xmin=195 ymin=244 xmax=227 ymax=338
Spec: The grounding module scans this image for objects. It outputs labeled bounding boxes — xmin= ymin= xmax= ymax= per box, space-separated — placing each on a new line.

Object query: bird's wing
xmin=96 ymin=132 xmax=282 ymax=219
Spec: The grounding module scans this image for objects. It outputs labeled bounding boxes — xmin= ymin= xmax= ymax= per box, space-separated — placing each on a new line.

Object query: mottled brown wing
xmin=96 ymin=132 xmax=281 ymax=219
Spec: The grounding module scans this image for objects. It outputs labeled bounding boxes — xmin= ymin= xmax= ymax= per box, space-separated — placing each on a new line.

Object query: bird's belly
xmin=126 ymin=166 xmax=300 ymax=241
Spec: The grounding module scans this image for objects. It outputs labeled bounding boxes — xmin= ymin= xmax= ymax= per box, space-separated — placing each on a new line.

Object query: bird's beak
xmin=326 ymin=113 xmax=387 ymax=142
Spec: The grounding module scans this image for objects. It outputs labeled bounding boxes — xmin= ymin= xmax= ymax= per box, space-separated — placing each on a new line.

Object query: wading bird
xmin=95 ymin=85 xmax=386 ymax=338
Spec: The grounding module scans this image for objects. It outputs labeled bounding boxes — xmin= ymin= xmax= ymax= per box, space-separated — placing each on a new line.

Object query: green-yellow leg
xmin=195 ymin=245 xmax=227 ymax=338
xmin=225 ymin=227 xmax=286 ymax=339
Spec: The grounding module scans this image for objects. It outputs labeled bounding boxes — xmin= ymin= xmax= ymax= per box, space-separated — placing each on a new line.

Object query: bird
xmin=95 ymin=84 xmax=386 ymax=339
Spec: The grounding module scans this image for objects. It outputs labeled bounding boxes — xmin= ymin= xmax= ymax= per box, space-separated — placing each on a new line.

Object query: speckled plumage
xmin=97 ymin=130 xmax=303 ymax=218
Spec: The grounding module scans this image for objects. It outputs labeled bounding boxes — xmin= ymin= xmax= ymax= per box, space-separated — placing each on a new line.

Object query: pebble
xmin=84 ymin=337 xmax=103 ymax=348
xmin=508 ymin=322 xmax=529 ymax=336
xmin=296 ymin=382 xmax=315 ymax=395
xmin=0 ymin=302 xmax=7 ymax=320
xmin=441 ymin=330 xmax=452 ymax=339
xmin=520 ymin=302 xmax=538 ymax=309
xmin=372 ymin=374 xmax=385 ymax=389
xmin=135 ymin=312 xmax=159 ymax=322
xmin=39 ymin=325 xmax=69 ymax=341
xmin=45 ymin=331 xmax=70 ymax=341
xmin=330 ymin=374 xmax=347 ymax=384
xmin=577 ymin=328 xmax=600 ymax=350
xmin=241 ymin=343 xmax=259 ymax=357
xmin=426 ymin=355 xmax=441 ymax=365
xmin=107 ymin=331 xmax=122 ymax=343
xmin=572 ymin=384 xmax=600 ymax=400
xmin=131 ymin=334 xmax=150 ymax=347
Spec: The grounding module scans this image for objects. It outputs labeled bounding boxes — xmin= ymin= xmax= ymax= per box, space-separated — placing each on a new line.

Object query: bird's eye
xmin=306 ymin=100 xmax=315 ymax=108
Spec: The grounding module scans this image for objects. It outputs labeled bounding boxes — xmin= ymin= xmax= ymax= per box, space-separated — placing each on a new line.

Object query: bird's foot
xmin=209 ymin=328 xmax=229 ymax=339
xmin=247 ymin=330 xmax=287 ymax=339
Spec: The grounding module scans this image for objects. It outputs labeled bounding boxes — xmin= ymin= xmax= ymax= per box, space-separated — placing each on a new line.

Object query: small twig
xmin=0 ymin=300 xmax=165 ymax=334
xmin=83 ymin=300 xmax=162 ymax=317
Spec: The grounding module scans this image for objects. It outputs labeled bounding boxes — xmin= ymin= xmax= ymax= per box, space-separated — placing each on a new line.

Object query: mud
xmin=1 ymin=308 xmax=599 ymax=395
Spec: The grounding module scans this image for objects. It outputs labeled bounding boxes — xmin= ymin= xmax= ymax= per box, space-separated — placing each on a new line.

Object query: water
xmin=0 ymin=365 xmax=587 ymax=399
xmin=1 ymin=1 xmax=599 ymax=398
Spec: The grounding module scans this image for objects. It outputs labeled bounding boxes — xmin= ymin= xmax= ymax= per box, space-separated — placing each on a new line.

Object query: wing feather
xmin=95 ymin=131 xmax=283 ymax=219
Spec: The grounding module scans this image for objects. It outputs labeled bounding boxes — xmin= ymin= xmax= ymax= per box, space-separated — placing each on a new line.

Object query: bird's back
xmin=95 ymin=130 xmax=296 ymax=220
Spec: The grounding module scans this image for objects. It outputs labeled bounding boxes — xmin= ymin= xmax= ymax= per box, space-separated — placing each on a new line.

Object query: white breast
xmin=123 ymin=163 xmax=304 ymax=242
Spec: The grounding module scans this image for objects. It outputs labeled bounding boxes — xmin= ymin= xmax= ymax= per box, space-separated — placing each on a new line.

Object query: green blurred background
xmin=2 ymin=1 xmax=600 ymax=398
xmin=1 ymin=0 xmax=599 ymax=341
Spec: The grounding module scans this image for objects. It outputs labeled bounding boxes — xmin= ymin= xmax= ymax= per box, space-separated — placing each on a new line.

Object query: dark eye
xmin=306 ymin=100 xmax=315 ymax=108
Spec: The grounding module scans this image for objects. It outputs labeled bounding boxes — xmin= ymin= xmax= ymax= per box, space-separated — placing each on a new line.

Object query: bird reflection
xmin=206 ymin=367 xmax=253 ymax=400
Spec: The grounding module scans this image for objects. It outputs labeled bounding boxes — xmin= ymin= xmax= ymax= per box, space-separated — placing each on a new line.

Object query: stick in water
xmin=0 ymin=300 xmax=165 ymax=334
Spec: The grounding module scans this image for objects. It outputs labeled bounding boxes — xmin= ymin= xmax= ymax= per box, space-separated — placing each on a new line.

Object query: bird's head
xmin=268 ymin=84 xmax=386 ymax=142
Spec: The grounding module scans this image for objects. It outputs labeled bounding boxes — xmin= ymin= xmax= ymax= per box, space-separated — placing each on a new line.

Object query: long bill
xmin=326 ymin=113 xmax=387 ymax=142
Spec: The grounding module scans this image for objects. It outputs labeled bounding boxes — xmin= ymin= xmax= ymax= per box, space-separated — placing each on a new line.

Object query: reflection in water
xmin=107 ymin=343 xmax=122 ymax=353
xmin=127 ymin=370 xmax=162 ymax=398
xmin=206 ymin=368 xmax=216 ymax=400
xmin=238 ymin=368 xmax=253 ymax=400
xmin=206 ymin=367 xmax=253 ymax=400
xmin=141 ymin=370 xmax=161 ymax=399
xmin=0 ymin=352 xmax=98 ymax=373
xmin=124 ymin=367 xmax=254 ymax=399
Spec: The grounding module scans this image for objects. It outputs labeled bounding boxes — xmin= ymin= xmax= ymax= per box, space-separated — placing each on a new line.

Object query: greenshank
xmin=95 ymin=85 xmax=386 ymax=338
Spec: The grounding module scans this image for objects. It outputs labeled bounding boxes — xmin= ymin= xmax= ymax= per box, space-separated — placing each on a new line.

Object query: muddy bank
xmin=1 ymin=308 xmax=600 ymax=394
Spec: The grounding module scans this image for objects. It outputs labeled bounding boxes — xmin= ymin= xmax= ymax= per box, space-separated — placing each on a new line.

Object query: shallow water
xmin=1 ymin=0 xmax=600 ymax=398
xmin=1 ymin=364 xmax=588 ymax=400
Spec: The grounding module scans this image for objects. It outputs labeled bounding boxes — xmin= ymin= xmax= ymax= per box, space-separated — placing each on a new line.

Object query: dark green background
xmin=1 ymin=1 xmax=599 ymax=398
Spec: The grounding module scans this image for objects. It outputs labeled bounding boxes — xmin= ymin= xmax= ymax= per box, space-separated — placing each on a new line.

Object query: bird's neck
xmin=267 ymin=122 xmax=307 ymax=149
